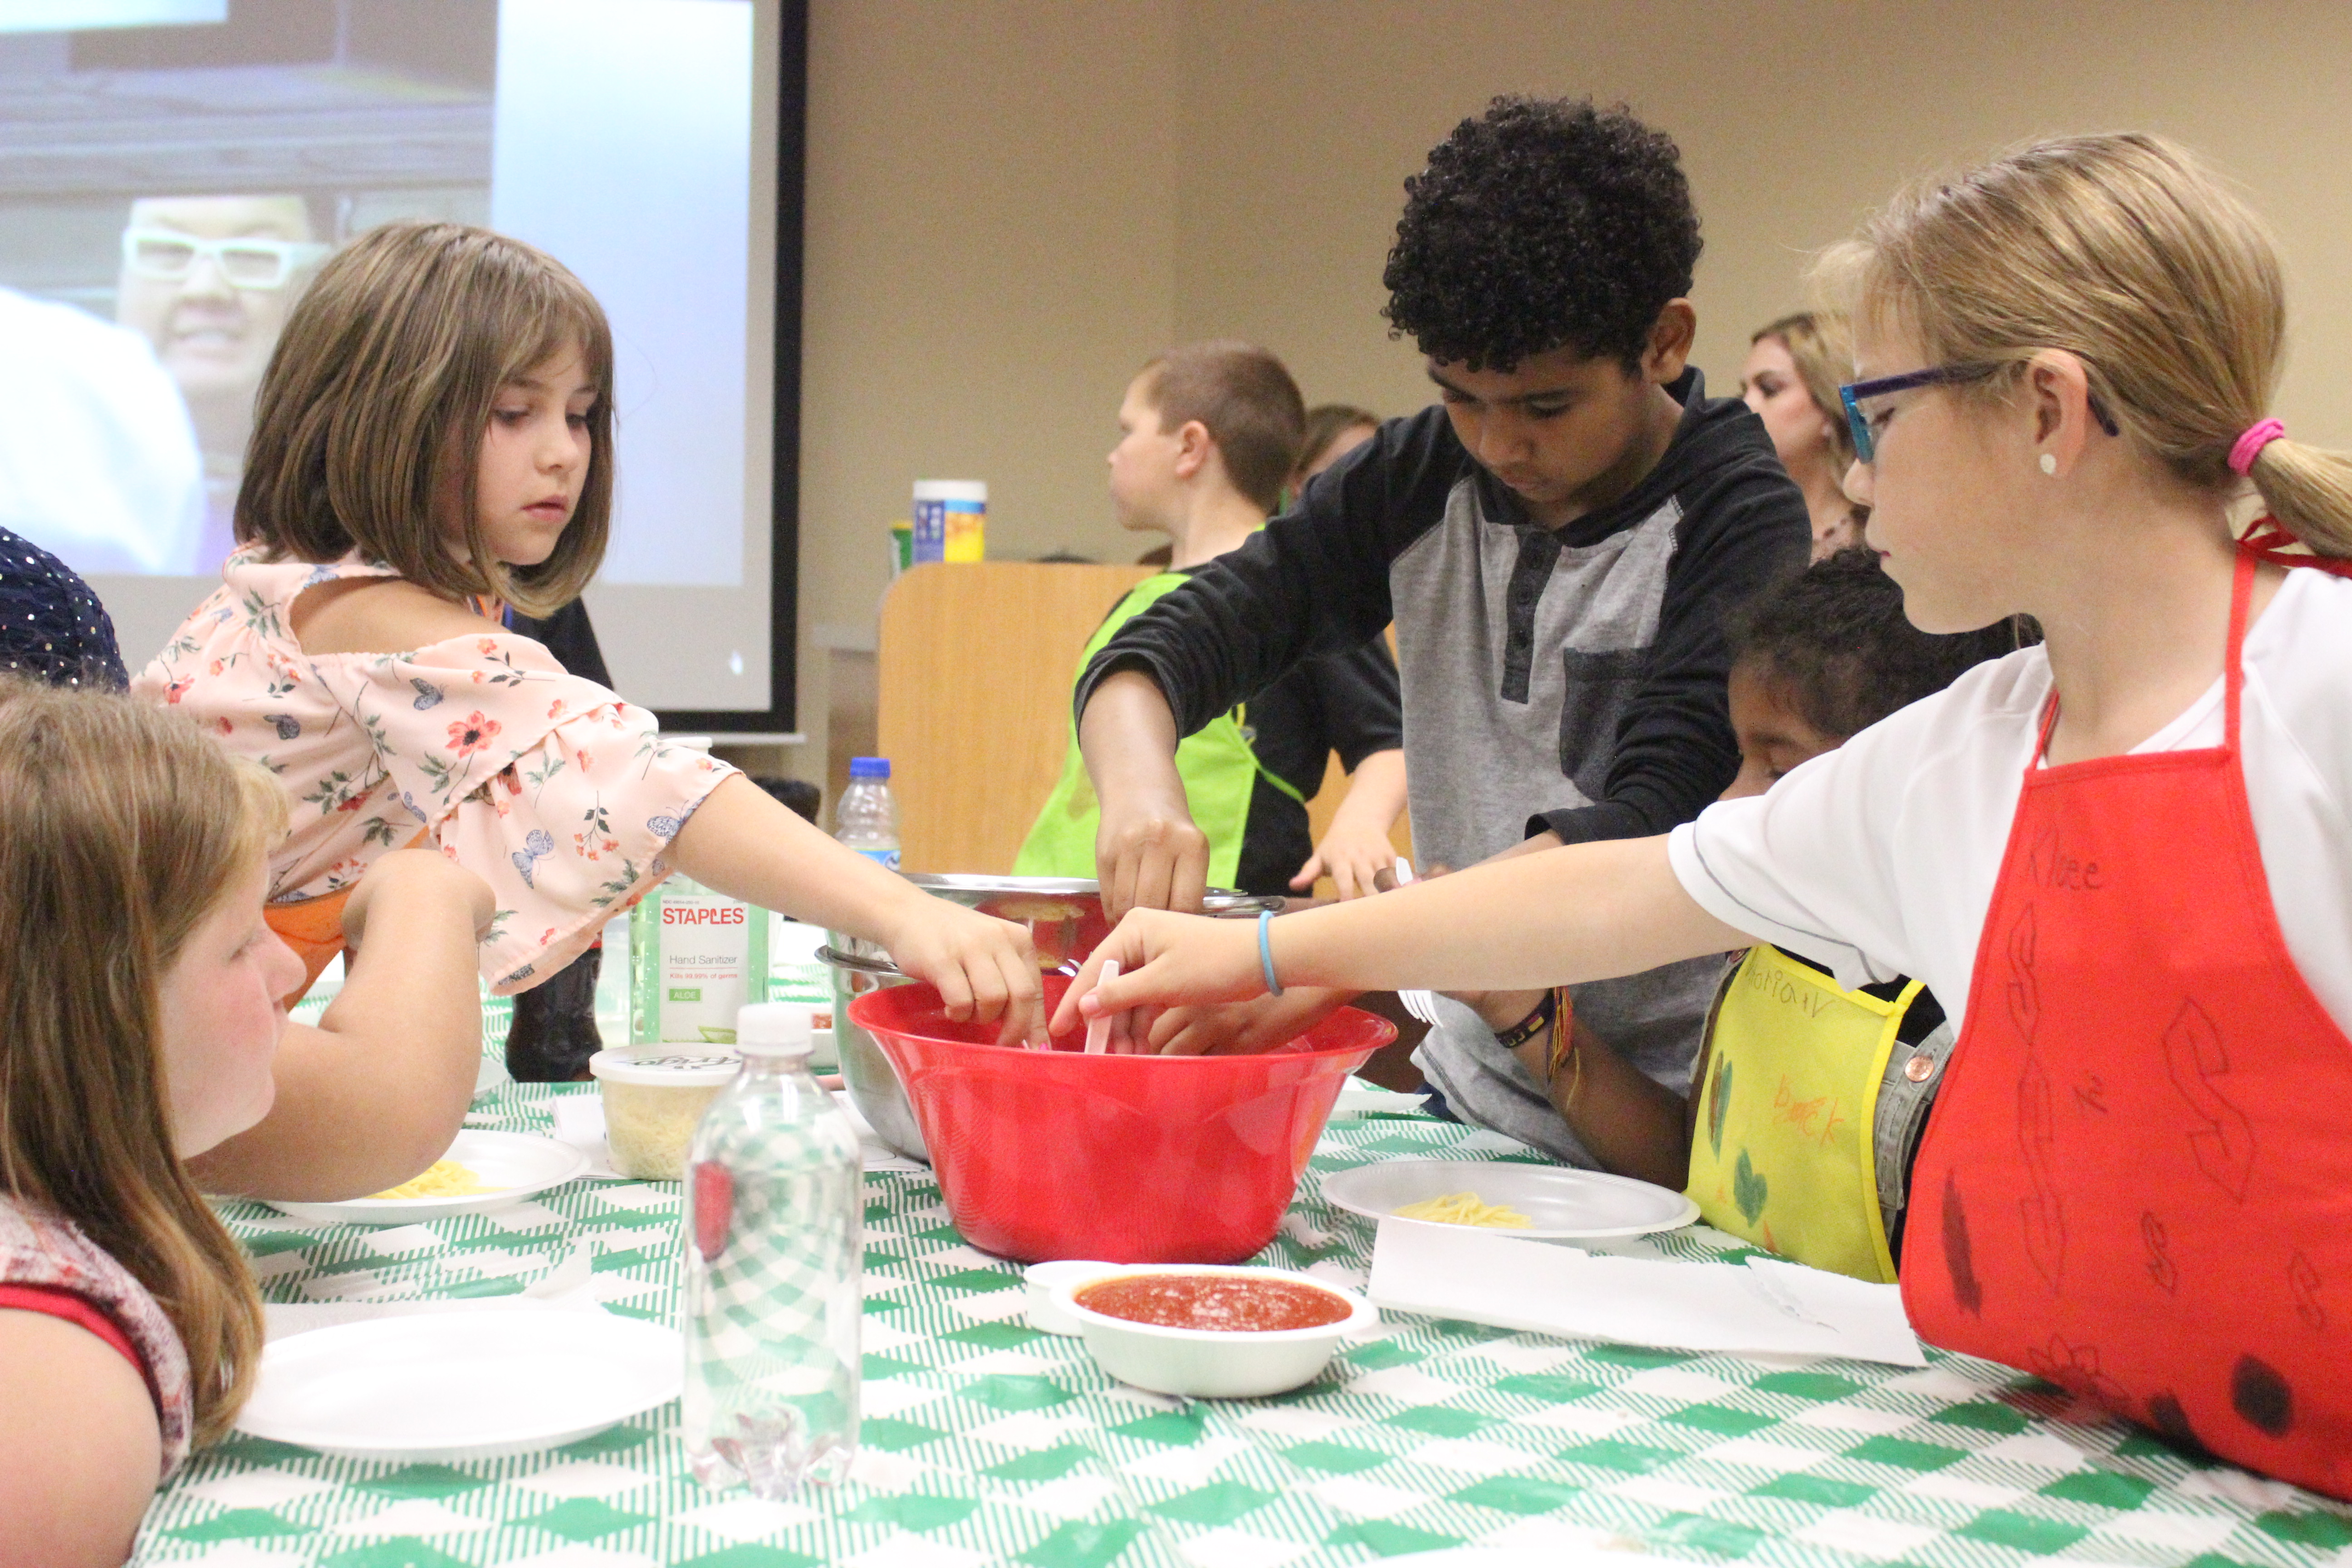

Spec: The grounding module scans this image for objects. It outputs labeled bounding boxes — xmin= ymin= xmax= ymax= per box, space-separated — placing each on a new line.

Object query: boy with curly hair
xmin=1073 ymin=98 xmax=1810 ymax=1161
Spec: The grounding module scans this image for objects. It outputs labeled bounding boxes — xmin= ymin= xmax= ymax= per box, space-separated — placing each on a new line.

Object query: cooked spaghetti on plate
xmin=368 ymin=1161 xmax=493 ymax=1201
xmin=1391 ymin=1190 xmax=1532 ymax=1228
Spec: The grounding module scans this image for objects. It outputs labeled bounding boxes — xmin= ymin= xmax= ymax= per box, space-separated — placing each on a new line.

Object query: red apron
xmin=1905 ymin=544 xmax=2352 ymax=1499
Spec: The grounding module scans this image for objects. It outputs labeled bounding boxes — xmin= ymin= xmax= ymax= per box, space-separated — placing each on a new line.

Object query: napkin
xmin=1332 ymin=1079 xmax=1429 ymax=1117
xmin=1369 ymin=1217 xmax=1925 ymax=1367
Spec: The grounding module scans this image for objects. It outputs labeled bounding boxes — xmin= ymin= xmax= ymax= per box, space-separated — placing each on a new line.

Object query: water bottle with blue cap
xmin=834 ymin=757 xmax=900 ymax=869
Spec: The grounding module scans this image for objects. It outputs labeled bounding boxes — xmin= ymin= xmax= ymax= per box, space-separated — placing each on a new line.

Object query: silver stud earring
xmin=2038 ymin=453 xmax=2059 ymax=476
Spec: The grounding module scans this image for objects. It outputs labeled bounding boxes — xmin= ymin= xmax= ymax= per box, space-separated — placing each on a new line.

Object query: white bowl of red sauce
xmin=1053 ymin=1264 xmax=1376 ymax=1398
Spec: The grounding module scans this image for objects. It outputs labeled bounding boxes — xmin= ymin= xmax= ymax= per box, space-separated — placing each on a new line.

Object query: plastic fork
xmin=1390 ymin=861 xmax=1442 ymax=1026
xmin=1083 ymin=960 xmax=1122 ymax=1053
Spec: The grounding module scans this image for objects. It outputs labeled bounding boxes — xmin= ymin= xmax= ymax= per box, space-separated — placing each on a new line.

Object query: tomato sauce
xmin=1075 ymin=1274 xmax=1351 ymax=1332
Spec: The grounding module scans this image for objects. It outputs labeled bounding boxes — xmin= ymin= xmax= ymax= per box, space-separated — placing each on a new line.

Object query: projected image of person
xmin=115 ymin=195 xmax=329 ymax=574
xmin=0 ymin=283 xmax=204 ymax=577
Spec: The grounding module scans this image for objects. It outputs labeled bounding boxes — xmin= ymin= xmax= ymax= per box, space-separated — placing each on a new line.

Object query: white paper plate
xmin=1321 ymin=1158 xmax=1698 ymax=1240
xmin=262 ymin=1130 xmax=588 ymax=1225
xmin=238 ymin=1309 xmax=682 ymax=1460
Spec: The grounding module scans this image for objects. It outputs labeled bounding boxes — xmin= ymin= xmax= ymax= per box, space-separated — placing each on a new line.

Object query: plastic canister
xmin=911 ymin=480 xmax=985 ymax=564
xmin=588 ymin=1047 xmax=742 ymax=1180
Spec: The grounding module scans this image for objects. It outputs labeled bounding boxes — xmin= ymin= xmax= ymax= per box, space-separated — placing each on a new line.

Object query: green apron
xmin=1015 ymin=573 xmax=1302 ymax=889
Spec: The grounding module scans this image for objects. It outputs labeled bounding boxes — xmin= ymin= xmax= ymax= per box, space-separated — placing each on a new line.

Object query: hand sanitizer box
xmin=630 ymin=875 xmax=768 ymax=1044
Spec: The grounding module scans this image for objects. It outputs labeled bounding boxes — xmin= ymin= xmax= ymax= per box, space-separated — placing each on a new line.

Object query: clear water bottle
xmin=681 ymin=1003 xmax=862 ymax=1496
xmin=835 ymin=756 xmax=901 ymax=869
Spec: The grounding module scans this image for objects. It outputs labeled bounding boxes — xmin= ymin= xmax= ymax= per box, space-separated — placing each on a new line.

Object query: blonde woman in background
xmin=1740 ymin=312 xmax=1866 ymax=558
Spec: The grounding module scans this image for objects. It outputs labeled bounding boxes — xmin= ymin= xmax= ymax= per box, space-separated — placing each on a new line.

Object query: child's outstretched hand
xmin=1050 ymin=908 xmax=1265 ymax=1040
xmin=882 ymin=898 xmax=1046 ymax=1047
xmin=1289 ymin=817 xmax=1400 ymax=900
xmin=1123 ymin=987 xmax=1353 ymax=1055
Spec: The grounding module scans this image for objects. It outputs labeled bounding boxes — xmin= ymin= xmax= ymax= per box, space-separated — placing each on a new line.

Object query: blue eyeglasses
xmin=1839 ymin=363 xmax=2120 ymax=463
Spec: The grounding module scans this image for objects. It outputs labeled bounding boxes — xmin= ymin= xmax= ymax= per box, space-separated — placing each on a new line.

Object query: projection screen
xmin=0 ymin=0 xmax=803 ymax=730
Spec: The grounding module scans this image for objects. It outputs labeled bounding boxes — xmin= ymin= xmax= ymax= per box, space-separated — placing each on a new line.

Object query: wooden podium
xmin=877 ymin=562 xmax=1150 ymax=874
xmin=876 ymin=561 xmax=1409 ymax=879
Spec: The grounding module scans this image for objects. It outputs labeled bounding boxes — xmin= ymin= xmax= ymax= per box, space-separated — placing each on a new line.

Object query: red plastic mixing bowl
xmin=851 ymin=977 xmax=1395 ymax=1264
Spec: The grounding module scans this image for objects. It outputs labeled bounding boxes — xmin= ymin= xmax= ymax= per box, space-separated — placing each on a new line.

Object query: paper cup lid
xmin=587 ymin=1048 xmax=741 ymax=1088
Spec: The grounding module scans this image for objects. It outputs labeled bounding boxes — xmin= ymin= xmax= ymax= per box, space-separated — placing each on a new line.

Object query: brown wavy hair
xmin=1833 ymin=132 xmax=2352 ymax=559
xmin=0 ymin=677 xmax=284 ymax=1445
xmin=236 ymin=220 xmax=616 ymax=617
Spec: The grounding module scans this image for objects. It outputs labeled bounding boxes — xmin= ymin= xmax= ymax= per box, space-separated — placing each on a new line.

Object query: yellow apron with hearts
xmin=1014 ymin=573 xmax=1301 ymax=891
xmin=1684 ymin=945 xmax=1924 ymax=1284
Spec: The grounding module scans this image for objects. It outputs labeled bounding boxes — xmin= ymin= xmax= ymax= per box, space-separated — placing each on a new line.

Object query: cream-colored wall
xmin=794 ymin=0 xmax=1180 ymax=781
xmin=1172 ymin=0 xmax=2352 ymax=429
xmin=794 ymin=0 xmax=2352 ymax=786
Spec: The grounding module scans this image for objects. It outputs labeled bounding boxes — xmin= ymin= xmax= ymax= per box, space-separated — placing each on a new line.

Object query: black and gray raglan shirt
xmin=1075 ymin=368 xmax=1811 ymax=1162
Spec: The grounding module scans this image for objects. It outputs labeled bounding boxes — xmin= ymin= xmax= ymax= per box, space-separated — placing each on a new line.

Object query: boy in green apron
xmin=1017 ymin=343 xmax=1406 ymax=899
xmin=1460 ymin=551 xmax=2029 ymax=1279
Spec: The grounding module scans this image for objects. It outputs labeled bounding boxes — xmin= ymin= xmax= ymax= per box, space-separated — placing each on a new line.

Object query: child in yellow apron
xmin=1460 ymin=549 xmax=2029 ymax=1280
xmin=1684 ymin=944 xmax=1949 ymax=1281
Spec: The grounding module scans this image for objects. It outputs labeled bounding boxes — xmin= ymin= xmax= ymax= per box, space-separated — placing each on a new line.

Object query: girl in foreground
xmin=0 ymin=681 xmax=484 ymax=1565
xmin=136 ymin=222 xmax=1044 ymax=1054
xmin=1067 ymin=135 xmax=2352 ymax=1496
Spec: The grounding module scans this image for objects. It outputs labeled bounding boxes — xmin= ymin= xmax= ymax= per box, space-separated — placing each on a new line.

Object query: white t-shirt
xmin=0 ymin=287 xmax=204 ymax=576
xmin=1669 ymin=566 xmax=2352 ymax=1038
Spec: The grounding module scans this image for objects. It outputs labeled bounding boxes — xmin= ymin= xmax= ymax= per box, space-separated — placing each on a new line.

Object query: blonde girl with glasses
xmin=135 ymin=222 xmax=1046 ymax=1057
xmin=0 ymin=679 xmax=488 ymax=1563
xmin=1064 ymin=135 xmax=2352 ymax=1497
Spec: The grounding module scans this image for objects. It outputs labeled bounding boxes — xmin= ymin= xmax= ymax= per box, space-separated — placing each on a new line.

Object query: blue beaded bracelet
xmin=1257 ymin=909 xmax=1284 ymax=997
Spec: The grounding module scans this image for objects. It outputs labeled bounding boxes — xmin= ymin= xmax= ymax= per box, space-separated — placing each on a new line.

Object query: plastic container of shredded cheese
xmin=588 ymin=1048 xmax=742 ymax=1181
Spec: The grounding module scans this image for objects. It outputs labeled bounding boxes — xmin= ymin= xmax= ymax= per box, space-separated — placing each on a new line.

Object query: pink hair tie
xmin=2229 ymin=418 xmax=2286 ymax=475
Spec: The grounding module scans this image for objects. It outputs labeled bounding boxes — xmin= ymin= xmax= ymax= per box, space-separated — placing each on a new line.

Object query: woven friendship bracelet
xmin=1547 ymin=987 xmax=1583 ymax=1108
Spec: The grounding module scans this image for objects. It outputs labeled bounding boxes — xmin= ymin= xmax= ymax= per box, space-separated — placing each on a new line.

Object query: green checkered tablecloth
xmin=137 ymin=1082 xmax=2352 ymax=1568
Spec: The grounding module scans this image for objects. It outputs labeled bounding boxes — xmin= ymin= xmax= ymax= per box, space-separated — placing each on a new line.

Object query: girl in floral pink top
xmin=146 ymin=549 xmax=721 ymax=993
xmin=136 ymin=222 xmax=1044 ymax=1039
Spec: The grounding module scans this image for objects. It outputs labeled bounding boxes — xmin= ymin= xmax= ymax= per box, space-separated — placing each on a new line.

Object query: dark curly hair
xmin=1730 ymin=548 xmax=2037 ymax=740
xmin=1383 ymin=97 xmax=1702 ymax=373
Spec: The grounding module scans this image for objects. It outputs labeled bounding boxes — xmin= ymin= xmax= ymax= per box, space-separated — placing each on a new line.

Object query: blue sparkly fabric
xmin=0 ymin=526 xmax=127 ymax=689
